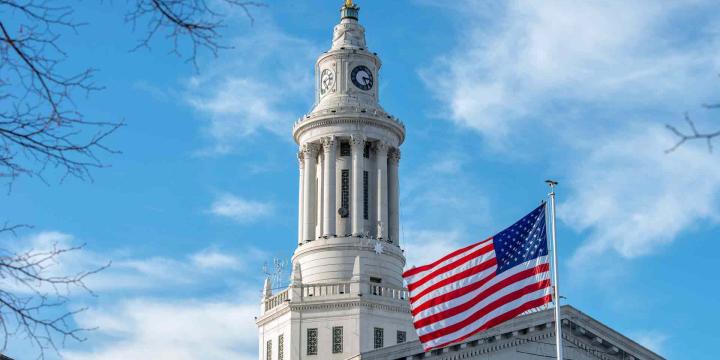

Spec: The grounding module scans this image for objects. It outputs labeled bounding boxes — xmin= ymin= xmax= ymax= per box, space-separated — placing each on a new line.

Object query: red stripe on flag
xmin=418 ymin=279 xmax=552 ymax=343
xmin=402 ymin=237 xmax=492 ymax=278
xmin=409 ymin=257 xmax=497 ymax=305
xmin=425 ymin=294 xmax=554 ymax=351
xmin=407 ymin=243 xmax=494 ymax=292
xmin=411 ymin=263 xmax=550 ymax=323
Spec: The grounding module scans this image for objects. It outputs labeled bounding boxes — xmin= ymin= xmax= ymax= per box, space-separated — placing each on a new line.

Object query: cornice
xmin=293 ymin=109 xmax=406 ymax=145
xmin=256 ymin=298 xmax=411 ymax=327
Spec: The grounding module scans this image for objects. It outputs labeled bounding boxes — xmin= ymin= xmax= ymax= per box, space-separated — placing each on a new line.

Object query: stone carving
xmin=373 ymin=141 xmax=388 ymax=155
xmin=302 ymin=143 xmax=320 ymax=158
xmin=350 ymin=135 xmax=366 ymax=148
xmin=321 ymin=136 xmax=337 ymax=153
xmin=389 ymin=148 xmax=401 ymax=163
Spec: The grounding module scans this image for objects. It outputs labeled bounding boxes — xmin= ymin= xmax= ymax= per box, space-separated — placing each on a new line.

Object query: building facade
xmin=255 ymin=1 xmax=416 ymax=359
xmin=256 ymin=2 xmax=665 ymax=360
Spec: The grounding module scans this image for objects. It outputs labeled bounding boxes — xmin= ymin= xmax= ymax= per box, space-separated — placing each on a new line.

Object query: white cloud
xmin=186 ymin=24 xmax=318 ymax=155
xmin=423 ymin=0 xmax=719 ymax=143
xmin=402 ymin=228 xmax=464 ymax=268
xmin=191 ymin=248 xmax=243 ymax=270
xmin=208 ymin=193 xmax=274 ymax=223
xmin=1 ymin=231 xmax=267 ymax=360
xmin=64 ymin=297 xmax=258 ymax=360
xmin=562 ymin=125 xmax=720 ymax=263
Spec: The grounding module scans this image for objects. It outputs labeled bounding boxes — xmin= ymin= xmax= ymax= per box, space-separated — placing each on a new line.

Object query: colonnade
xmin=297 ymin=136 xmax=400 ymax=245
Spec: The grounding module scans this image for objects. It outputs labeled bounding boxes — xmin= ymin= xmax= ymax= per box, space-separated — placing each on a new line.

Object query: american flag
xmin=402 ymin=204 xmax=553 ymax=350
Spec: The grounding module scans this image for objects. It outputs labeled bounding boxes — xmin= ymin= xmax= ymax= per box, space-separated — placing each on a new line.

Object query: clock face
xmin=351 ymin=65 xmax=374 ymax=91
xmin=320 ymin=69 xmax=335 ymax=95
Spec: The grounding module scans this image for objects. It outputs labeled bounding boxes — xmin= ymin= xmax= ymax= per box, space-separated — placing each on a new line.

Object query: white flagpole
xmin=546 ymin=179 xmax=563 ymax=360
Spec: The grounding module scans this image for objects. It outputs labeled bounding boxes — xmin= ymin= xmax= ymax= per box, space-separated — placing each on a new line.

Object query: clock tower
xmin=256 ymin=1 xmax=415 ymax=359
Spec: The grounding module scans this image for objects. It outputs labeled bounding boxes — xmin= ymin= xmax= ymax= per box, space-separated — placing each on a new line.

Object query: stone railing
xmin=264 ymin=288 xmax=289 ymax=311
xmin=369 ymin=284 xmax=409 ymax=300
xmin=303 ymin=282 xmax=351 ymax=298
xmin=263 ymin=282 xmax=410 ymax=313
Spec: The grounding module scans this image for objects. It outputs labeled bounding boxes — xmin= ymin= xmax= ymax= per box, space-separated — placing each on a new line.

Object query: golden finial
xmin=345 ymin=0 xmax=353 ymax=6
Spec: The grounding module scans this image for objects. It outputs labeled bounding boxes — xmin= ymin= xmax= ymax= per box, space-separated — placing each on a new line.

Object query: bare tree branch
xmin=0 ymin=1 xmax=264 ymax=357
xmin=0 ymin=226 xmax=109 ymax=359
xmin=126 ymin=0 xmax=266 ymax=68
xmin=666 ymin=75 xmax=720 ymax=153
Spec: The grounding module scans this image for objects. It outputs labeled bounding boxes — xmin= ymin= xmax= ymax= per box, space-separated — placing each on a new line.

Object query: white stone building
xmin=256 ymin=2 xmax=665 ymax=360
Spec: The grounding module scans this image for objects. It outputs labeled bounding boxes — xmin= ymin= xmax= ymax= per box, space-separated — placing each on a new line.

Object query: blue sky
xmin=2 ymin=0 xmax=720 ymax=358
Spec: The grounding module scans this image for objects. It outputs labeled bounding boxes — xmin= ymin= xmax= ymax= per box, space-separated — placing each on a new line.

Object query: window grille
xmin=307 ymin=328 xmax=318 ymax=355
xmin=374 ymin=327 xmax=384 ymax=349
xmin=397 ymin=331 xmax=406 ymax=344
xmin=266 ymin=340 xmax=272 ymax=360
xmin=332 ymin=326 xmax=343 ymax=354
xmin=340 ymin=142 xmax=351 ymax=156
xmin=341 ymin=170 xmax=350 ymax=218
xmin=363 ymin=171 xmax=369 ymax=220
xmin=278 ymin=334 xmax=284 ymax=360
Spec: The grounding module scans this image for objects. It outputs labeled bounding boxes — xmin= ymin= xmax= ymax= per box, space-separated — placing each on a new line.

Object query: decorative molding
xmin=321 ymin=136 xmax=337 ymax=153
xmin=301 ymin=142 xmax=320 ymax=158
xmin=293 ymin=114 xmax=405 ymax=145
xmin=297 ymin=151 xmax=305 ymax=169
xmin=389 ymin=148 xmax=401 ymax=164
xmin=373 ymin=141 xmax=388 ymax=155
xmin=350 ymin=134 xmax=366 ymax=148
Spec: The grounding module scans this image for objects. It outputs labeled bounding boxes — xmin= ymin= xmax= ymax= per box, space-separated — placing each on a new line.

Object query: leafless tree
xmin=666 ymin=76 xmax=720 ymax=153
xmin=0 ymin=223 xmax=111 ymax=357
xmin=1 ymin=0 xmax=262 ymax=357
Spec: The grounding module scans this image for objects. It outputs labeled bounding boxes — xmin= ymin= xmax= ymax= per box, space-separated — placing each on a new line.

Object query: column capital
xmin=301 ymin=142 xmax=320 ymax=158
xmin=373 ymin=141 xmax=389 ymax=155
xmin=389 ymin=148 xmax=401 ymax=164
xmin=297 ymin=151 xmax=305 ymax=168
xmin=321 ymin=136 xmax=337 ymax=153
xmin=350 ymin=134 xmax=366 ymax=148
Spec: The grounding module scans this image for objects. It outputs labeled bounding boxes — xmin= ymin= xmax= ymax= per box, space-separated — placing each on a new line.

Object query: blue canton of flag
xmin=493 ymin=203 xmax=548 ymax=274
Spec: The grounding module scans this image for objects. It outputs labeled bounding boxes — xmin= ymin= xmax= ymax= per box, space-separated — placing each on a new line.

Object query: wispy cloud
xmin=562 ymin=125 xmax=720 ymax=263
xmin=185 ymin=24 xmax=318 ymax=155
xmin=208 ymin=193 xmax=274 ymax=224
xmin=64 ymin=297 xmax=258 ymax=360
xmin=422 ymin=0 xmax=719 ymax=145
xmin=2 ymin=231 xmax=268 ymax=359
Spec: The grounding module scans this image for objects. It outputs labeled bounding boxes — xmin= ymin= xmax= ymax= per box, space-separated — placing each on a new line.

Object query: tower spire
xmin=341 ymin=0 xmax=359 ymax=20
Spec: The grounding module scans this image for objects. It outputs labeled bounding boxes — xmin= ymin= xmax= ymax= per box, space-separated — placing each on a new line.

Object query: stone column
xmin=322 ymin=136 xmax=337 ymax=237
xmin=302 ymin=143 xmax=319 ymax=242
xmin=375 ymin=142 xmax=389 ymax=240
xmin=388 ymin=148 xmax=401 ymax=245
xmin=297 ymin=151 xmax=304 ymax=245
xmin=350 ymin=135 xmax=365 ymax=236
xmin=316 ymin=152 xmax=324 ymax=238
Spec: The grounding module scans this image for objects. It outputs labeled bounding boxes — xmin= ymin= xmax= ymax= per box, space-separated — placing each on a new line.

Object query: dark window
xmin=279 ymin=334 xmax=284 ymax=360
xmin=266 ymin=340 xmax=272 ymax=360
xmin=341 ymin=170 xmax=350 ymax=218
xmin=374 ymin=328 xmax=384 ymax=349
xmin=363 ymin=171 xmax=369 ymax=220
xmin=397 ymin=331 xmax=406 ymax=344
xmin=332 ymin=326 xmax=343 ymax=354
xmin=370 ymin=277 xmax=382 ymax=283
xmin=340 ymin=142 xmax=351 ymax=156
xmin=363 ymin=142 xmax=370 ymax=158
xmin=307 ymin=328 xmax=318 ymax=355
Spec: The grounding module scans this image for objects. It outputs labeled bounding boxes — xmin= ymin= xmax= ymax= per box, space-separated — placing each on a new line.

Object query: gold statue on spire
xmin=345 ymin=0 xmax=353 ymax=7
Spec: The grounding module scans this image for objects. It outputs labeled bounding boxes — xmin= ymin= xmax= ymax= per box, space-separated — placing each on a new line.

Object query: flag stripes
xmin=403 ymin=204 xmax=552 ymax=351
